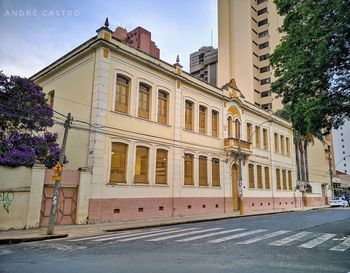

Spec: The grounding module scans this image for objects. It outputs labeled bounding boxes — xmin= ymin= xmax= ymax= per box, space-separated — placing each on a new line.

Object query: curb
xmin=0 ymin=234 xmax=68 ymax=245
xmin=105 ymin=207 xmax=322 ymax=232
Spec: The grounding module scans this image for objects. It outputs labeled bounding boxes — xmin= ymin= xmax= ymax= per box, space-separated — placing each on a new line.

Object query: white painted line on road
xmin=208 ymin=229 xmax=267 ymax=244
xmin=118 ymin=228 xmax=199 ymax=242
xmin=93 ymin=228 xmax=180 ymax=242
xmin=268 ymin=231 xmax=312 ymax=246
xmin=147 ymin=228 xmax=223 ymax=242
xmin=176 ymin=228 xmax=245 ymax=242
xmin=67 ymin=230 xmax=143 ymax=242
xmin=329 ymin=237 xmax=350 ymax=252
xmin=236 ymin=230 xmax=290 ymax=245
xmin=298 ymin=233 xmax=336 ymax=249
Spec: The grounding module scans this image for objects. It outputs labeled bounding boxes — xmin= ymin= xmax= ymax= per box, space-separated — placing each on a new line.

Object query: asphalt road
xmin=1 ymin=208 xmax=350 ymax=273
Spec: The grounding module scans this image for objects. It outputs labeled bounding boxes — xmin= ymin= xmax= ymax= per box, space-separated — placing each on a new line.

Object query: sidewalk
xmin=0 ymin=206 xmax=329 ymax=244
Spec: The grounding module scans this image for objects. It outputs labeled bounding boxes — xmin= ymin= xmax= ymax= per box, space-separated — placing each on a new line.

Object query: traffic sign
xmin=53 ymin=162 xmax=63 ymax=176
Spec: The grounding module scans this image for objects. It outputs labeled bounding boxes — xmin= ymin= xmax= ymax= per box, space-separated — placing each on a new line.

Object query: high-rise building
xmin=218 ymin=0 xmax=282 ymax=110
xmin=113 ymin=26 xmax=160 ymax=58
xmin=333 ymin=120 xmax=350 ymax=174
xmin=217 ymin=0 xmax=333 ymax=193
xmin=190 ymin=46 xmax=218 ymax=86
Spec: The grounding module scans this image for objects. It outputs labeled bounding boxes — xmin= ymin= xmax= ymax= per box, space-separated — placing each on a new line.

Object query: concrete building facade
xmin=333 ymin=120 xmax=350 ymax=174
xmin=190 ymin=46 xmax=218 ymax=86
xmin=26 ymin=22 xmax=331 ymax=225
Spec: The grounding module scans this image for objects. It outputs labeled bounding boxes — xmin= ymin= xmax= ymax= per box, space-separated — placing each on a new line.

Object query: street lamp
xmin=237 ymin=118 xmax=273 ymax=215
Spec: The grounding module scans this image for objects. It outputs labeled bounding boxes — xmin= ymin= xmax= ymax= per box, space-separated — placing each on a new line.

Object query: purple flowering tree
xmin=0 ymin=72 xmax=61 ymax=168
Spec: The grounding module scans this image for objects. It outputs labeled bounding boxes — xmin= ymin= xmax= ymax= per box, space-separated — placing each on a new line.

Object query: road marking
xmin=329 ymin=237 xmax=350 ymax=252
xmin=67 ymin=230 xmax=142 ymax=242
xmin=236 ymin=230 xmax=290 ymax=245
xmin=298 ymin=233 xmax=336 ymax=249
xmin=118 ymin=228 xmax=199 ymax=242
xmin=93 ymin=228 xmax=180 ymax=242
xmin=176 ymin=228 xmax=245 ymax=242
xmin=268 ymin=231 xmax=312 ymax=246
xmin=208 ymin=229 xmax=267 ymax=243
xmin=147 ymin=228 xmax=223 ymax=242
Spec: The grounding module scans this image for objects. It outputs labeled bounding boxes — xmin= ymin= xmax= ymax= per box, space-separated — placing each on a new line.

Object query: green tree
xmin=271 ymin=0 xmax=350 ymax=133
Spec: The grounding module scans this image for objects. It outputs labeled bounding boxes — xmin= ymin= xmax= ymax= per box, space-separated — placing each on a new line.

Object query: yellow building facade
xmin=31 ymin=23 xmax=329 ymax=224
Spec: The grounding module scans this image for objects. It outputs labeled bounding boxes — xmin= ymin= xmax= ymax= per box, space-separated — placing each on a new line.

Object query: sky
xmin=0 ymin=0 xmax=217 ymax=77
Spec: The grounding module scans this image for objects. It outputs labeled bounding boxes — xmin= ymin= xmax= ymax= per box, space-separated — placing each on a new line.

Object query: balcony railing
xmin=224 ymin=137 xmax=252 ymax=158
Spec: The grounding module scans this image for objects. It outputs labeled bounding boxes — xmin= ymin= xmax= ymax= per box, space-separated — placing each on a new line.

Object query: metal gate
xmin=39 ymin=170 xmax=80 ymax=227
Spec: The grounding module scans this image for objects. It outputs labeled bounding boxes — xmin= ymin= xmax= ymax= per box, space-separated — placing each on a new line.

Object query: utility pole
xmin=328 ymin=144 xmax=334 ymax=199
xmin=47 ymin=113 xmax=72 ymax=235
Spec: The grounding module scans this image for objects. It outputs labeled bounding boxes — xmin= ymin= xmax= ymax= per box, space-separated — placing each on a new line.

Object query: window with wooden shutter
xmin=199 ymin=156 xmax=208 ymax=186
xmin=228 ymin=117 xmax=233 ymax=137
xmin=248 ymin=164 xmax=255 ymax=188
xmin=263 ymin=128 xmax=268 ymax=150
xmin=134 ymin=146 xmax=149 ymax=184
xmin=184 ymin=153 xmax=194 ymax=185
xmin=235 ymin=119 xmax=241 ymax=139
xmin=115 ymin=75 xmax=129 ymax=113
xmin=212 ymin=158 xmax=220 ymax=187
xmin=255 ymin=126 xmax=260 ymax=148
xmin=247 ymin=123 xmax=252 ymax=142
xmin=155 ymin=149 xmax=168 ymax=184
xmin=274 ymin=133 xmax=279 ymax=153
xmin=282 ymin=169 xmax=287 ymax=190
xmin=185 ymin=101 xmax=193 ymax=130
xmin=264 ymin=166 xmax=270 ymax=190
xmin=257 ymin=165 xmax=263 ymax=188
xmin=276 ymin=168 xmax=281 ymax=190
xmin=212 ymin=111 xmax=218 ymax=137
xmin=48 ymin=90 xmax=54 ymax=107
xmin=286 ymin=137 xmax=290 ymax=156
xmin=157 ymin=91 xmax=168 ymax=124
xmin=138 ymin=83 xmax=151 ymax=119
xmin=288 ymin=170 xmax=293 ymax=190
xmin=199 ymin=106 xmax=207 ymax=134
xmin=110 ymin=142 xmax=128 ymax=183
xmin=280 ymin=135 xmax=285 ymax=155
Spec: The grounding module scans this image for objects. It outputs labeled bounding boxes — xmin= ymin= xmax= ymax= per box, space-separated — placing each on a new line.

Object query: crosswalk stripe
xmin=118 ymin=228 xmax=199 ymax=242
xmin=236 ymin=230 xmax=290 ymax=245
xmin=298 ymin=233 xmax=336 ymax=249
xmin=208 ymin=229 xmax=267 ymax=243
xmin=268 ymin=231 xmax=312 ymax=246
xmin=329 ymin=237 xmax=350 ymax=252
xmin=176 ymin=228 xmax=245 ymax=242
xmin=93 ymin=228 xmax=180 ymax=242
xmin=67 ymin=230 xmax=139 ymax=242
xmin=147 ymin=228 xmax=223 ymax=242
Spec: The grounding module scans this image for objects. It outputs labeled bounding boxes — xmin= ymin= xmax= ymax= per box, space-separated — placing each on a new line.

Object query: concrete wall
xmin=0 ymin=165 xmax=45 ymax=230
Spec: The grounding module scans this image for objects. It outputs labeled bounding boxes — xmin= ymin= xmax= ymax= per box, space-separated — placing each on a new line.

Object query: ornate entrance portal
xmin=231 ymin=163 xmax=240 ymax=210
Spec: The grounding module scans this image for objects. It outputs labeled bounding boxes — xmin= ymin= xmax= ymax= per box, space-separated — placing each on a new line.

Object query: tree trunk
xmin=294 ymin=138 xmax=301 ymax=181
xmin=299 ymin=140 xmax=306 ymax=182
xmin=304 ymin=141 xmax=309 ymax=182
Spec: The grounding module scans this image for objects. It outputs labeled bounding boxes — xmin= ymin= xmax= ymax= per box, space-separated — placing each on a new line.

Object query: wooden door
xmin=231 ymin=164 xmax=240 ymax=210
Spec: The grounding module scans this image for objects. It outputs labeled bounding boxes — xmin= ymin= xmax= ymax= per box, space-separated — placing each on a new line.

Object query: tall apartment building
xmin=333 ymin=120 xmax=350 ymax=174
xmin=112 ymin=26 xmax=160 ymax=58
xmin=190 ymin=46 xmax=218 ymax=86
xmin=218 ymin=0 xmax=333 ymax=195
xmin=218 ymin=0 xmax=282 ymax=110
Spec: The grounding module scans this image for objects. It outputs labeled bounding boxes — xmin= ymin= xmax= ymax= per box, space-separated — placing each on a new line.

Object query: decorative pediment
xmin=222 ymin=78 xmax=246 ymax=99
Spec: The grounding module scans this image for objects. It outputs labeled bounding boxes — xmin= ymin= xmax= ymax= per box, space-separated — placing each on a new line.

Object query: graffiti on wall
xmin=0 ymin=192 xmax=14 ymax=213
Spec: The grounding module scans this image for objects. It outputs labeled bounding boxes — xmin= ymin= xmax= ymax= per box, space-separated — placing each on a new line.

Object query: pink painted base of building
xmin=87 ymin=196 xmax=329 ymax=224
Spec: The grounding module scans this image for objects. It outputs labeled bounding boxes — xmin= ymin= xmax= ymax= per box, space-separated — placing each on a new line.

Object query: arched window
xmin=158 ymin=91 xmax=168 ymax=124
xmin=199 ymin=156 xmax=208 ymax=186
xmin=115 ymin=75 xmax=130 ymax=113
xmin=212 ymin=110 xmax=219 ymax=137
xmin=227 ymin=116 xmax=233 ymax=137
xmin=134 ymin=146 xmax=149 ymax=184
xmin=110 ymin=142 xmax=128 ymax=183
xmin=235 ymin=119 xmax=241 ymax=139
xmin=212 ymin=158 xmax=220 ymax=187
xmin=156 ymin=149 xmax=168 ymax=184
xmin=184 ymin=153 xmax=194 ymax=185
xmin=185 ymin=100 xmax=193 ymax=130
xmin=199 ymin=106 xmax=207 ymax=134
xmin=138 ymin=83 xmax=151 ymax=119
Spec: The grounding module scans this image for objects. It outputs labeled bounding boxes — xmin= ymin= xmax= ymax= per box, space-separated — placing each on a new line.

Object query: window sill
xmin=107 ymin=182 xmax=128 ymax=186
